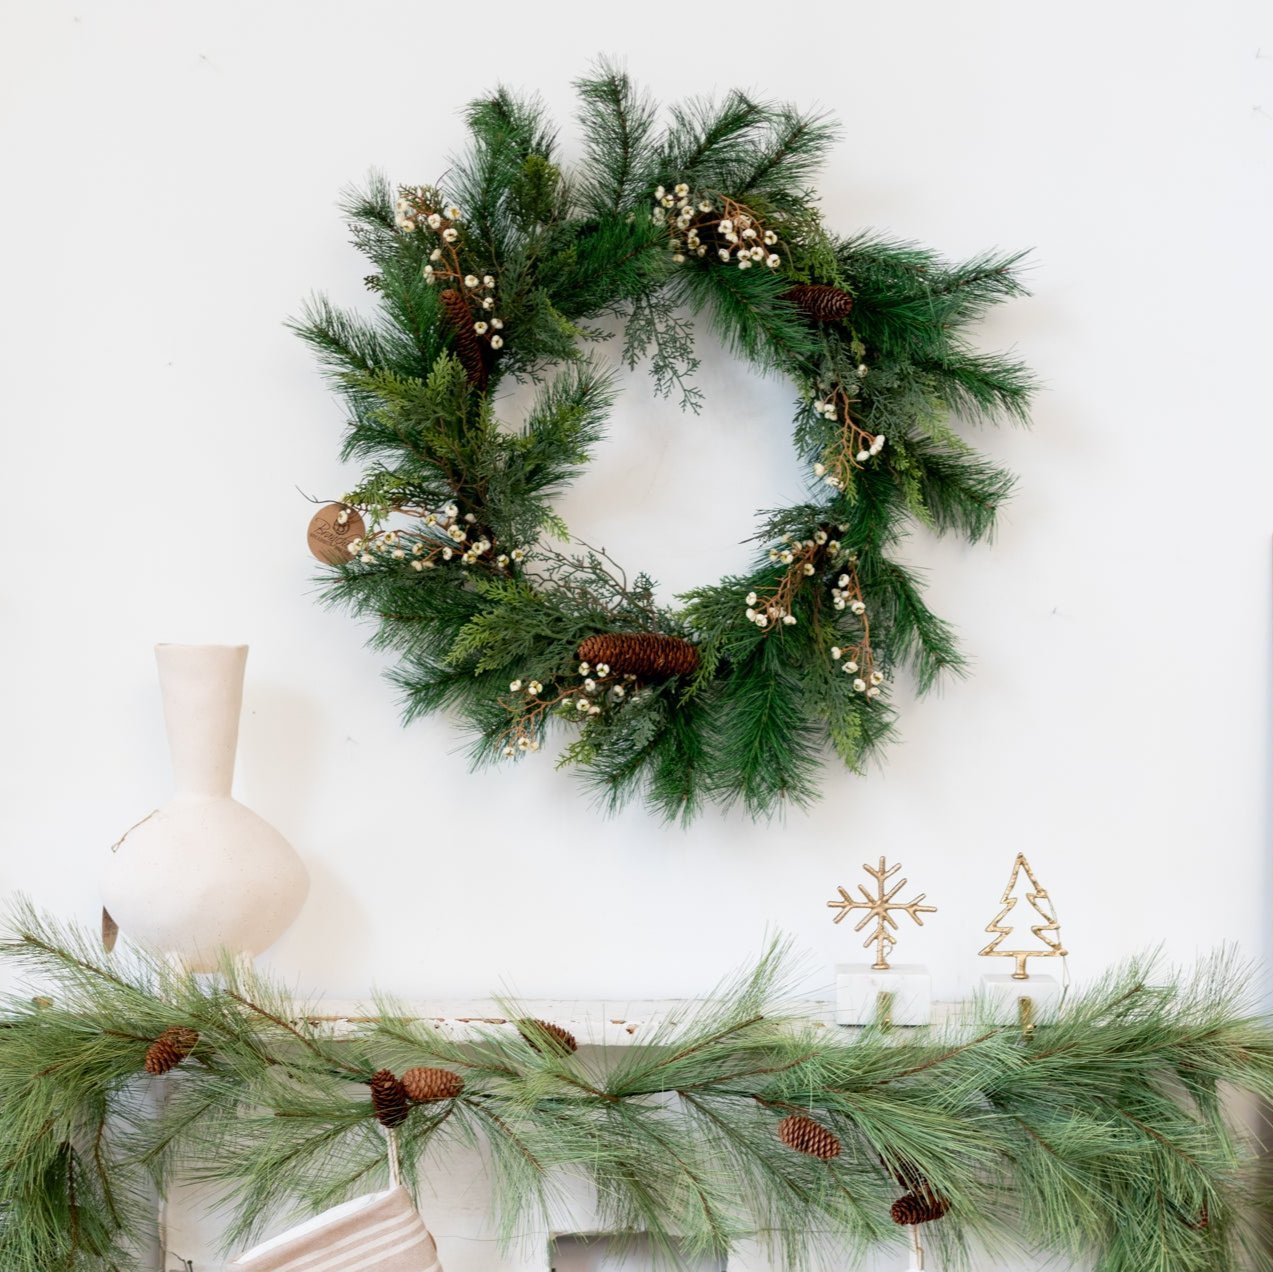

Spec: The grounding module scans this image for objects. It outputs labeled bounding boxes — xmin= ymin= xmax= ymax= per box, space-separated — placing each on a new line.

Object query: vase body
xmin=101 ymin=644 xmax=309 ymax=971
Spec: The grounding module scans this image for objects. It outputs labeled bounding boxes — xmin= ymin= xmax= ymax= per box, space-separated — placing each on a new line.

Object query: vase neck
xmin=155 ymin=644 xmax=248 ymax=797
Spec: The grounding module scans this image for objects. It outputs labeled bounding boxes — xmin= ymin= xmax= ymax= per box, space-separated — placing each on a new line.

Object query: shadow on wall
xmin=551 ymin=1235 xmax=724 ymax=1272
xmin=236 ymin=680 xmax=325 ymax=835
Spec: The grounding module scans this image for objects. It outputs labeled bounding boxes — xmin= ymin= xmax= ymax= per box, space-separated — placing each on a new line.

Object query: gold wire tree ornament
xmin=979 ymin=854 xmax=1067 ymax=980
xmin=827 ymin=857 xmax=937 ymax=970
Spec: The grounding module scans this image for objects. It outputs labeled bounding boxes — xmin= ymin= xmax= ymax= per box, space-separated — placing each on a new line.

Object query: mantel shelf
xmin=300 ymin=997 xmax=967 ymax=1044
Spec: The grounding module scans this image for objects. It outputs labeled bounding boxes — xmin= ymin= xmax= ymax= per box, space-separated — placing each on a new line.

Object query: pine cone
xmin=777 ymin=1114 xmax=841 ymax=1161
xmin=144 ymin=1026 xmax=199 ymax=1075
xmin=369 ymin=1069 xmax=412 ymax=1128
xmin=402 ymin=1066 xmax=466 ymax=1102
xmin=890 ymin=1191 xmax=950 ymax=1226
xmin=439 ymin=288 xmax=490 ymax=390
xmin=577 ymin=632 xmax=699 ymax=682
xmin=516 ymin=1018 xmax=578 ymax=1056
xmin=782 ymin=283 xmax=854 ymax=323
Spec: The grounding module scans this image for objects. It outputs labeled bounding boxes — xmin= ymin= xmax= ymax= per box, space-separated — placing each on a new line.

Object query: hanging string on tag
xmin=108 ymin=809 xmax=159 ymax=854
xmin=909 ymin=1221 xmax=925 ymax=1270
xmin=386 ymin=1125 xmax=402 ymax=1189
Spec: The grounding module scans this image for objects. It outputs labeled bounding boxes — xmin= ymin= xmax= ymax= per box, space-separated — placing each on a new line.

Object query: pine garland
xmin=297 ymin=63 xmax=1035 ymax=822
xmin=2 ymin=905 xmax=1272 ymax=1271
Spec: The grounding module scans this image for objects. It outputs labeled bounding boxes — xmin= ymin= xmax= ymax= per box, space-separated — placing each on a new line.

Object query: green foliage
xmin=656 ymin=90 xmax=771 ymax=189
xmin=2 ymin=907 xmax=1271 ymax=1271
xmin=731 ymin=103 xmax=841 ymax=211
xmin=296 ymin=64 xmax=1037 ymax=820
xmin=573 ymin=60 xmax=660 ymax=218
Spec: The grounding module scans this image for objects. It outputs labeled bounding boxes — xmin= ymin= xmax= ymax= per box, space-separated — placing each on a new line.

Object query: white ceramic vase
xmin=101 ymin=644 xmax=309 ymax=971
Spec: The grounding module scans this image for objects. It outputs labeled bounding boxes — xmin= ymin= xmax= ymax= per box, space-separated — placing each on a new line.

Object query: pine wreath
xmin=299 ymin=64 xmax=1034 ymax=821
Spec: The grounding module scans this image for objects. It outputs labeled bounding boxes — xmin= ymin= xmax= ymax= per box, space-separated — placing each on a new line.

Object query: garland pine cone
xmin=402 ymin=1066 xmax=466 ymax=1102
xmin=439 ymin=288 xmax=490 ymax=390
xmin=369 ymin=1069 xmax=412 ymax=1128
xmin=144 ymin=1026 xmax=199 ymax=1075
xmin=516 ymin=1018 xmax=578 ymax=1056
xmin=777 ymin=1114 xmax=842 ymax=1161
xmin=891 ymin=1191 xmax=950 ymax=1225
xmin=577 ymin=632 xmax=699 ymax=682
xmin=782 ymin=283 xmax=854 ymax=322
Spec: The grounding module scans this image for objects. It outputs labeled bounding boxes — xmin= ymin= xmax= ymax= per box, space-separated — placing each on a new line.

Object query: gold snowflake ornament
xmin=827 ymin=856 xmax=937 ymax=970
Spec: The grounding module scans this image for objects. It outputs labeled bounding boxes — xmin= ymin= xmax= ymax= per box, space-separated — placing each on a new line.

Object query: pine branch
xmin=574 ymin=60 xmax=659 ymax=217
xmin=733 ymin=105 xmax=840 ymax=205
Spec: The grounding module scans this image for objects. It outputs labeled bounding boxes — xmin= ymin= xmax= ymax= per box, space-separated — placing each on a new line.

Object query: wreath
xmin=299 ymin=64 xmax=1034 ymax=820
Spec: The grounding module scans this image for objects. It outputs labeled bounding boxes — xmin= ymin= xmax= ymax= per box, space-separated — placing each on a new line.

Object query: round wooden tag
xmin=307 ymin=504 xmax=366 ymax=564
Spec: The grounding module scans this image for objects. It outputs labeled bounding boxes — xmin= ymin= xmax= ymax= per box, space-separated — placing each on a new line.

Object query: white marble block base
xmin=980 ymin=973 xmax=1062 ymax=1028
xmin=836 ymin=964 xmax=931 ymax=1026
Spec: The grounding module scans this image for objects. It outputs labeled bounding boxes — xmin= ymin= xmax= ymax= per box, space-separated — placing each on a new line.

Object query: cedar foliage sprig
xmin=295 ymin=61 xmax=1036 ymax=822
xmin=1 ymin=906 xmax=1272 ymax=1271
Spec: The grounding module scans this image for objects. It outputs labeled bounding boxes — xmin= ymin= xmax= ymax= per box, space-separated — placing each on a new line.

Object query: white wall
xmin=2 ymin=1 xmax=1271 ymax=1266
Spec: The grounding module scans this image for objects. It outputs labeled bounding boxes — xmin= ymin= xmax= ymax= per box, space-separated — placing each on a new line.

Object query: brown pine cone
xmin=890 ymin=1191 xmax=950 ymax=1225
xmin=577 ymin=632 xmax=699 ymax=682
xmin=516 ymin=1018 xmax=578 ymax=1056
xmin=782 ymin=283 xmax=854 ymax=323
xmin=439 ymin=288 xmax=490 ymax=390
xmin=143 ymin=1026 xmax=199 ymax=1075
xmin=369 ymin=1069 xmax=412 ymax=1128
xmin=402 ymin=1066 xmax=466 ymax=1102
xmin=777 ymin=1114 xmax=842 ymax=1161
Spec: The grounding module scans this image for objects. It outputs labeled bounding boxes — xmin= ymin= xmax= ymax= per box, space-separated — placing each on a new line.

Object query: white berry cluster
xmin=402 ymin=194 xmax=508 ymax=353
xmin=765 ymin=529 xmax=838 ymax=566
xmin=855 ymin=434 xmax=887 ymax=463
xmin=809 ymin=392 xmax=886 ymax=489
xmin=500 ymin=660 xmax=636 ymax=757
xmin=653 ymin=183 xmax=705 ymax=261
xmin=576 ymin=658 xmax=629 ymax=710
xmin=424 ymin=268 xmax=506 ymax=351
xmin=502 ymin=677 xmax=546 ymax=756
xmin=421 ymin=501 xmax=501 ymax=568
xmin=715 ymin=212 xmax=781 ymax=270
xmin=344 ymin=499 xmax=526 ymax=573
xmin=501 ymin=677 xmax=547 ymax=753
xmin=830 ymin=572 xmax=867 ymax=615
xmin=393 ymin=191 xmax=421 ymax=232
xmin=744 ymin=530 xmax=843 ymax=630
xmin=394 ymin=189 xmax=461 ymax=235
xmin=829 ymin=645 xmax=885 ymax=697
xmin=653 ymin=184 xmax=782 ymax=270
xmin=743 ymin=589 xmax=798 ymax=629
